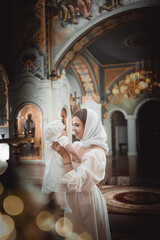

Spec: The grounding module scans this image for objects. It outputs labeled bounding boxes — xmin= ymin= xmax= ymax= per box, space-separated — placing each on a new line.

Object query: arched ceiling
xmin=87 ymin=9 xmax=160 ymax=65
xmin=56 ymin=5 xmax=160 ymax=72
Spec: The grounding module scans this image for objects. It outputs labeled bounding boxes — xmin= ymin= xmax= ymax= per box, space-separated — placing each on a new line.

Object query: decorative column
xmin=126 ymin=116 xmax=137 ymax=156
xmin=51 ymin=73 xmax=72 ymax=143
xmin=51 ymin=79 xmax=62 ymax=120
xmin=103 ymin=118 xmax=112 ymax=155
xmin=42 ymin=116 xmax=48 ymax=160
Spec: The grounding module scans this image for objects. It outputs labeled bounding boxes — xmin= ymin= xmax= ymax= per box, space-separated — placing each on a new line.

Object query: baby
xmin=41 ymin=120 xmax=80 ymax=214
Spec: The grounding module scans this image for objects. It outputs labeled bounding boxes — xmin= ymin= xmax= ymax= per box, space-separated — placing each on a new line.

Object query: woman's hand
xmin=52 ymin=142 xmax=69 ymax=158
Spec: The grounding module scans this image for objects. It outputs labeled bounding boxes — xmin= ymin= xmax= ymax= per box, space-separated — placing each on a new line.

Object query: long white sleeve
xmin=60 ymin=149 xmax=106 ymax=192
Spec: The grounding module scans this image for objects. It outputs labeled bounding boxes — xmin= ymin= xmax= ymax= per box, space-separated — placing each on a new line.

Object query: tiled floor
xmin=105 ymin=152 xmax=160 ymax=240
xmin=105 ymin=152 xmax=160 ymax=187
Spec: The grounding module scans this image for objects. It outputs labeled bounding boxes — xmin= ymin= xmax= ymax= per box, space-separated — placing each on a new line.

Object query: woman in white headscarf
xmin=52 ymin=108 xmax=111 ymax=240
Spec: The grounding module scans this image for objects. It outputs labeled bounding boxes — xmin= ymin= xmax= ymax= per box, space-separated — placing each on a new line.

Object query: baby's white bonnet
xmin=44 ymin=120 xmax=65 ymax=142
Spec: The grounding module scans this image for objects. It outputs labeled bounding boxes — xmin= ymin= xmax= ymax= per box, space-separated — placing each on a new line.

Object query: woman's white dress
xmin=61 ymin=142 xmax=111 ymax=240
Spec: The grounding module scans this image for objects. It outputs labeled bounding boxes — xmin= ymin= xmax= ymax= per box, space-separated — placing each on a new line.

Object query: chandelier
xmin=111 ymin=59 xmax=160 ymax=100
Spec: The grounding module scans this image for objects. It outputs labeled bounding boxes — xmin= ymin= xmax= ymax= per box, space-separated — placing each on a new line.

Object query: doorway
xmin=111 ymin=111 xmax=128 ymax=155
xmin=17 ymin=104 xmax=42 ymax=159
xmin=137 ymin=100 xmax=160 ymax=158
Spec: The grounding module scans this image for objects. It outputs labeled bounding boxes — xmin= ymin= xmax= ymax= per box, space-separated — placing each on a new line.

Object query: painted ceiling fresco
xmin=72 ymin=56 xmax=99 ymax=102
xmin=51 ymin=0 xmax=158 ymax=69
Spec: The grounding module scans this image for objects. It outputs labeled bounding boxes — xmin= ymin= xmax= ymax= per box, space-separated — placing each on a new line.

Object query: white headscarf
xmin=80 ymin=109 xmax=109 ymax=155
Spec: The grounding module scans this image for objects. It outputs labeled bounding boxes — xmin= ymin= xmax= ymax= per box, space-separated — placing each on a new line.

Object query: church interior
xmin=0 ymin=0 xmax=160 ymax=239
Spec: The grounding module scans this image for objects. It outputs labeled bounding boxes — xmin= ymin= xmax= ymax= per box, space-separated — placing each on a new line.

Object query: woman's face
xmin=72 ymin=116 xmax=85 ymax=140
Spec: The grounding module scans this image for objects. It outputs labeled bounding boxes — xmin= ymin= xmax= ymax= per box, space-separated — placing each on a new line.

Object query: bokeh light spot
xmin=36 ymin=211 xmax=55 ymax=231
xmin=0 ymin=212 xmax=16 ymax=240
xmin=0 ymin=182 xmax=4 ymax=195
xmin=3 ymin=195 xmax=24 ymax=216
xmin=78 ymin=232 xmax=93 ymax=240
xmin=0 ymin=160 xmax=8 ymax=175
xmin=65 ymin=232 xmax=79 ymax=240
xmin=55 ymin=217 xmax=73 ymax=237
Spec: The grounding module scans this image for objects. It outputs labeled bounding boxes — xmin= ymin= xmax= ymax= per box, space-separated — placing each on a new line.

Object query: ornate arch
xmin=0 ymin=65 xmax=9 ymax=127
xmin=133 ymin=97 xmax=160 ymax=119
xmin=55 ymin=4 xmax=157 ymax=72
xmin=70 ymin=65 xmax=85 ymax=96
xmin=108 ymin=107 xmax=128 ymax=120
xmin=71 ymin=55 xmax=100 ymax=103
xmin=9 ymin=76 xmax=49 ymax=120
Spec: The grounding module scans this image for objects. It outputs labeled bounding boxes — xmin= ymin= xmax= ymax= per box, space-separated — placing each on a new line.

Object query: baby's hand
xmin=72 ymin=156 xmax=77 ymax=162
xmin=75 ymin=156 xmax=82 ymax=163
xmin=72 ymin=155 xmax=81 ymax=162
xmin=78 ymin=156 xmax=82 ymax=162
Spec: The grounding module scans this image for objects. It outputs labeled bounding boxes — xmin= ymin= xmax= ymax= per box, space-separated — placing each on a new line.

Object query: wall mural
xmin=15 ymin=47 xmax=46 ymax=80
xmin=99 ymin=0 xmax=123 ymax=13
xmin=52 ymin=0 xmax=124 ymax=67
xmin=13 ymin=0 xmax=46 ymax=54
xmin=13 ymin=0 xmax=46 ymax=80
xmin=54 ymin=0 xmax=93 ymax=27
xmin=55 ymin=8 xmax=152 ymax=72
xmin=48 ymin=0 xmax=156 ymax=72
xmin=102 ymin=62 xmax=160 ymax=117
xmin=72 ymin=56 xmax=99 ymax=103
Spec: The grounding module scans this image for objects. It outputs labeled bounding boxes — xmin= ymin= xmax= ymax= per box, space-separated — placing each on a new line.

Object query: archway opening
xmin=137 ymin=100 xmax=160 ymax=159
xmin=17 ymin=104 xmax=42 ymax=159
xmin=111 ymin=111 xmax=127 ymax=156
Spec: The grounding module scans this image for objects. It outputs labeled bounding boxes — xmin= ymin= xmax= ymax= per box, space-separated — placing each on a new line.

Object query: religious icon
xmin=52 ymin=0 xmax=92 ymax=28
xmin=23 ymin=113 xmax=35 ymax=155
xmin=24 ymin=113 xmax=35 ymax=138
xmin=99 ymin=0 xmax=123 ymax=13
xmin=17 ymin=104 xmax=42 ymax=160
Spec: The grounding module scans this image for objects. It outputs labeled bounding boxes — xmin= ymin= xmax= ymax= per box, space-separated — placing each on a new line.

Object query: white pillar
xmin=51 ymin=76 xmax=72 ymax=143
xmin=68 ymin=114 xmax=72 ymax=144
xmin=51 ymin=80 xmax=62 ymax=120
xmin=42 ymin=117 xmax=48 ymax=160
xmin=104 ymin=118 xmax=112 ymax=155
xmin=126 ymin=116 xmax=137 ymax=156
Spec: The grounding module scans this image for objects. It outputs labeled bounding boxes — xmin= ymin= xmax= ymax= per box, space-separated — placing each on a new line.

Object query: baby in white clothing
xmin=41 ymin=120 xmax=80 ymax=214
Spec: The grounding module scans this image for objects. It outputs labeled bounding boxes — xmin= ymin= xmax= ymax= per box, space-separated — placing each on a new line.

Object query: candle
xmin=1 ymin=133 xmax=5 ymax=139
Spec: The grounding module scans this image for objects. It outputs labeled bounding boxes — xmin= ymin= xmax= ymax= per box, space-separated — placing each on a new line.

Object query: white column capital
xmin=126 ymin=115 xmax=137 ymax=120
